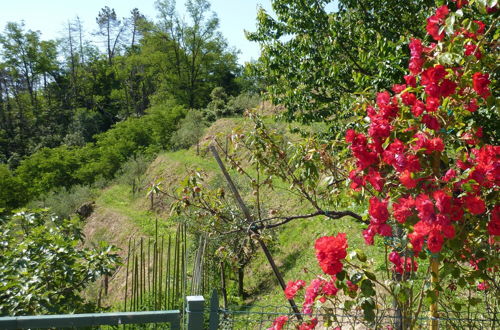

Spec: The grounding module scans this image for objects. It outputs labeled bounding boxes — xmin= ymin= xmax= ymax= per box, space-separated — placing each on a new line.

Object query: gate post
xmin=209 ymin=289 xmax=219 ymax=330
xmin=187 ymin=295 xmax=205 ymax=330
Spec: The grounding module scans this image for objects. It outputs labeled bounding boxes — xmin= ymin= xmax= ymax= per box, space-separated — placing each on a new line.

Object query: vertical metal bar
xmin=187 ymin=296 xmax=205 ymax=330
xmin=140 ymin=238 xmax=144 ymax=308
xmin=208 ymin=289 xmax=219 ymax=330
xmin=166 ymin=235 xmax=171 ymax=310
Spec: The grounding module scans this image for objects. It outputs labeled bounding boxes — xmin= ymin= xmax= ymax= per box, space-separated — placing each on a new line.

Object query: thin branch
xmin=255 ymin=209 xmax=366 ymax=230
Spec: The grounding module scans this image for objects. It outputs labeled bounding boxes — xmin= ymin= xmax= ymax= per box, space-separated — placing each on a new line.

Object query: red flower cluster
xmin=298 ymin=318 xmax=318 ymax=330
xmin=268 ymin=316 xmax=288 ymax=330
xmin=363 ymin=197 xmax=392 ymax=245
xmin=302 ymin=278 xmax=338 ymax=314
xmin=284 ymin=280 xmax=306 ymax=299
xmin=426 ymin=5 xmax=449 ymax=41
xmin=388 ymin=251 xmax=418 ymax=275
xmin=314 ymin=233 xmax=348 ymax=275
xmin=409 ymin=38 xmax=424 ymax=75
xmin=406 ymin=191 xmax=459 ymax=254
xmin=472 ymin=72 xmax=491 ymax=99
xmin=421 ymin=65 xmax=457 ymax=99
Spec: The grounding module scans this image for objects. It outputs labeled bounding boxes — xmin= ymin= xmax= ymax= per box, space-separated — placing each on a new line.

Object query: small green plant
xmin=0 ymin=209 xmax=119 ymax=316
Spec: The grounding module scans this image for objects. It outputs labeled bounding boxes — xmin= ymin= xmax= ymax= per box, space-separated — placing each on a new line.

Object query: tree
xmin=171 ymin=109 xmax=207 ymax=152
xmin=0 ymin=164 xmax=26 ymax=211
xmin=96 ymin=6 xmax=125 ymax=64
xmin=0 ymin=210 xmax=119 ymax=315
xmin=247 ymin=0 xmax=435 ymax=124
xmin=153 ymin=0 xmax=240 ymax=108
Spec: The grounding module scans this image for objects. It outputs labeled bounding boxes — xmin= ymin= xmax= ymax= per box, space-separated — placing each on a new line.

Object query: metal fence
xmin=1 ymin=293 xmax=497 ymax=330
xmin=214 ymin=300 xmax=499 ymax=329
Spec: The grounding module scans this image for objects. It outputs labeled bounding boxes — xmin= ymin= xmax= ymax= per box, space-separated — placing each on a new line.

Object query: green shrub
xmin=15 ymin=146 xmax=82 ymax=198
xmin=116 ymin=154 xmax=151 ymax=194
xmin=0 ymin=210 xmax=119 ymax=315
xmin=171 ymin=110 xmax=208 ymax=150
xmin=226 ymin=93 xmax=261 ymax=115
xmin=0 ymin=164 xmax=26 ymax=211
xmin=28 ymin=185 xmax=94 ymax=220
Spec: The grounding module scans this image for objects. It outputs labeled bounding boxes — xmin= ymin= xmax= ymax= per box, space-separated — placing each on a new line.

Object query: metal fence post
xmin=208 ymin=289 xmax=219 ymax=330
xmin=187 ymin=295 xmax=204 ymax=330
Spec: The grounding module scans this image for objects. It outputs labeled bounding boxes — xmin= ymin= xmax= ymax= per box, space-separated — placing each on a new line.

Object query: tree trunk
xmin=237 ymin=267 xmax=245 ymax=298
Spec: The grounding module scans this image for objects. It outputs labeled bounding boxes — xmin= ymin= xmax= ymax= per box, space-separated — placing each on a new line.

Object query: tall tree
xmin=96 ymin=6 xmax=125 ymax=64
xmin=154 ymin=0 xmax=239 ymax=108
xmin=247 ymin=0 xmax=435 ymax=124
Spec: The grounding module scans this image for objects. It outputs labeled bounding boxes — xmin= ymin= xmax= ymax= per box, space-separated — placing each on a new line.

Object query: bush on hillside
xmin=0 ymin=210 xmax=119 ymax=316
xmin=171 ymin=110 xmax=208 ymax=150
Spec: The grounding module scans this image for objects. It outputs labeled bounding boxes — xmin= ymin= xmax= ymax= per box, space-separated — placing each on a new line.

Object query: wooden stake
xmin=429 ymin=256 xmax=439 ymax=330
xmin=210 ymin=145 xmax=303 ymax=321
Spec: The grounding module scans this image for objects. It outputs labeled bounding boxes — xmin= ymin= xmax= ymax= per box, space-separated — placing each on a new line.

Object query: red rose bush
xmin=270 ymin=1 xmax=498 ymax=328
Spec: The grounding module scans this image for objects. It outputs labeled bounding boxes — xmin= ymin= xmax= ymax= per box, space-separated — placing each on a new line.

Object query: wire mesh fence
xmin=214 ymin=304 xmax=499 ymax=330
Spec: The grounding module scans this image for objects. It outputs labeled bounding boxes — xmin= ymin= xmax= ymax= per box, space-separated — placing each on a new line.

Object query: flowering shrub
xmin=270 ymin=1 xmax=498 ymax=328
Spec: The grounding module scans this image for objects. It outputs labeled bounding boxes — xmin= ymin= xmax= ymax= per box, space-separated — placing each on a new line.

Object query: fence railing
xmin=1 ymin=292 xmax=497 ymax=330
xmin=0 ymin=310 xmax=181 ymax=329
xmin=215 ymin=302 xmax=499 ymax=330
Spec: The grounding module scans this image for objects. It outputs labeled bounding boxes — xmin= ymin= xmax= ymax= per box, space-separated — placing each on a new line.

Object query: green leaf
xmin=356 ymin=249 xmax=367 ymax=262
xmin=360 ymin=279 xmax=376 ymax=297
xmin=364 ymin=271 xmax=377 ymax=281
xmin=361 ymin=299 xmax=376 ymax=322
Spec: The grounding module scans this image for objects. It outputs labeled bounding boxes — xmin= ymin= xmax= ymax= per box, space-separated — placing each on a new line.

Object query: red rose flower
xmin=393 ymin=196 xmax=415 ymax=223
xmin=400 ymin=170 xmax=418 ymax=189
xmin=284 ymin=280 xmax=306 ymax=299
xmin=404 ymin=75 xmax=417 ymax=87
xmin=426 ymin=97 xmax=440 ymax=112
xmin=402 ymin=92 xmax=417 ymax=106
xmin=472 ymin=72 xmax=491 ymax=99
xmin=268 ymin=316 xmax=288 ymax=330
xmin=369 ymin=197 xmax=389 ymax=223
xmin=463 ymin=195 xmax=486 ymax=215
xmin=366 ymin=168 xmax=385 ymax=192
xmin=416 ymin=194 xmax=435 ymax=222
xmin=422 ymin=114 xmax=441 ymax=131
xmin=315 ymin=233 xmax=348 ymax=276
xmin=411 ymin=100 xmax=426 ymax=117
xmin=465 ymin=43 xmax=482 ymax=59
xmin=433 ymin=190 xmax=452 ymax=214
xmin=427 ymin=230 xmax=444 ymax=253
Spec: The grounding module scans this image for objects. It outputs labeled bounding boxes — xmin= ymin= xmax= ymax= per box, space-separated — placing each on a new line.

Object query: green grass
xmin=96 ymin=184 xmax=173 ymax=237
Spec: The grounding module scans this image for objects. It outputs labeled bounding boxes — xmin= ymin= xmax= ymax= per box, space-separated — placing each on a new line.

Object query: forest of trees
xmin=0 ymin=0 xmax=261 ymax=210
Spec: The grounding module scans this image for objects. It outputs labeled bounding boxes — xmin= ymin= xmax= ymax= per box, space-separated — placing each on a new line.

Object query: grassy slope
xmin=83 ymin=114 xmax=393 ymax=310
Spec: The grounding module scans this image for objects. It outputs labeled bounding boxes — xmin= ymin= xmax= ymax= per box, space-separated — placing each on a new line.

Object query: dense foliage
xmin=171 ymin=0 xmax=498 ymax=328
xmin=0 ymin=102 xmax=185 ymax=210
xmin=260 ymin=1 xmax=499 ymax=328
xmin=247 ymin=0 xmax=437 ymax=124
xmin=0 ymin=0 xmax=243 ymax=165
xmin=0 ymin=210 xmax=119 ymax=315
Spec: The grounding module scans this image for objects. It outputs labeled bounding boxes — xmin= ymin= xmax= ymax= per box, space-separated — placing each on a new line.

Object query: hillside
xmin=81 ymin=113 xmax=373 ymax=309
